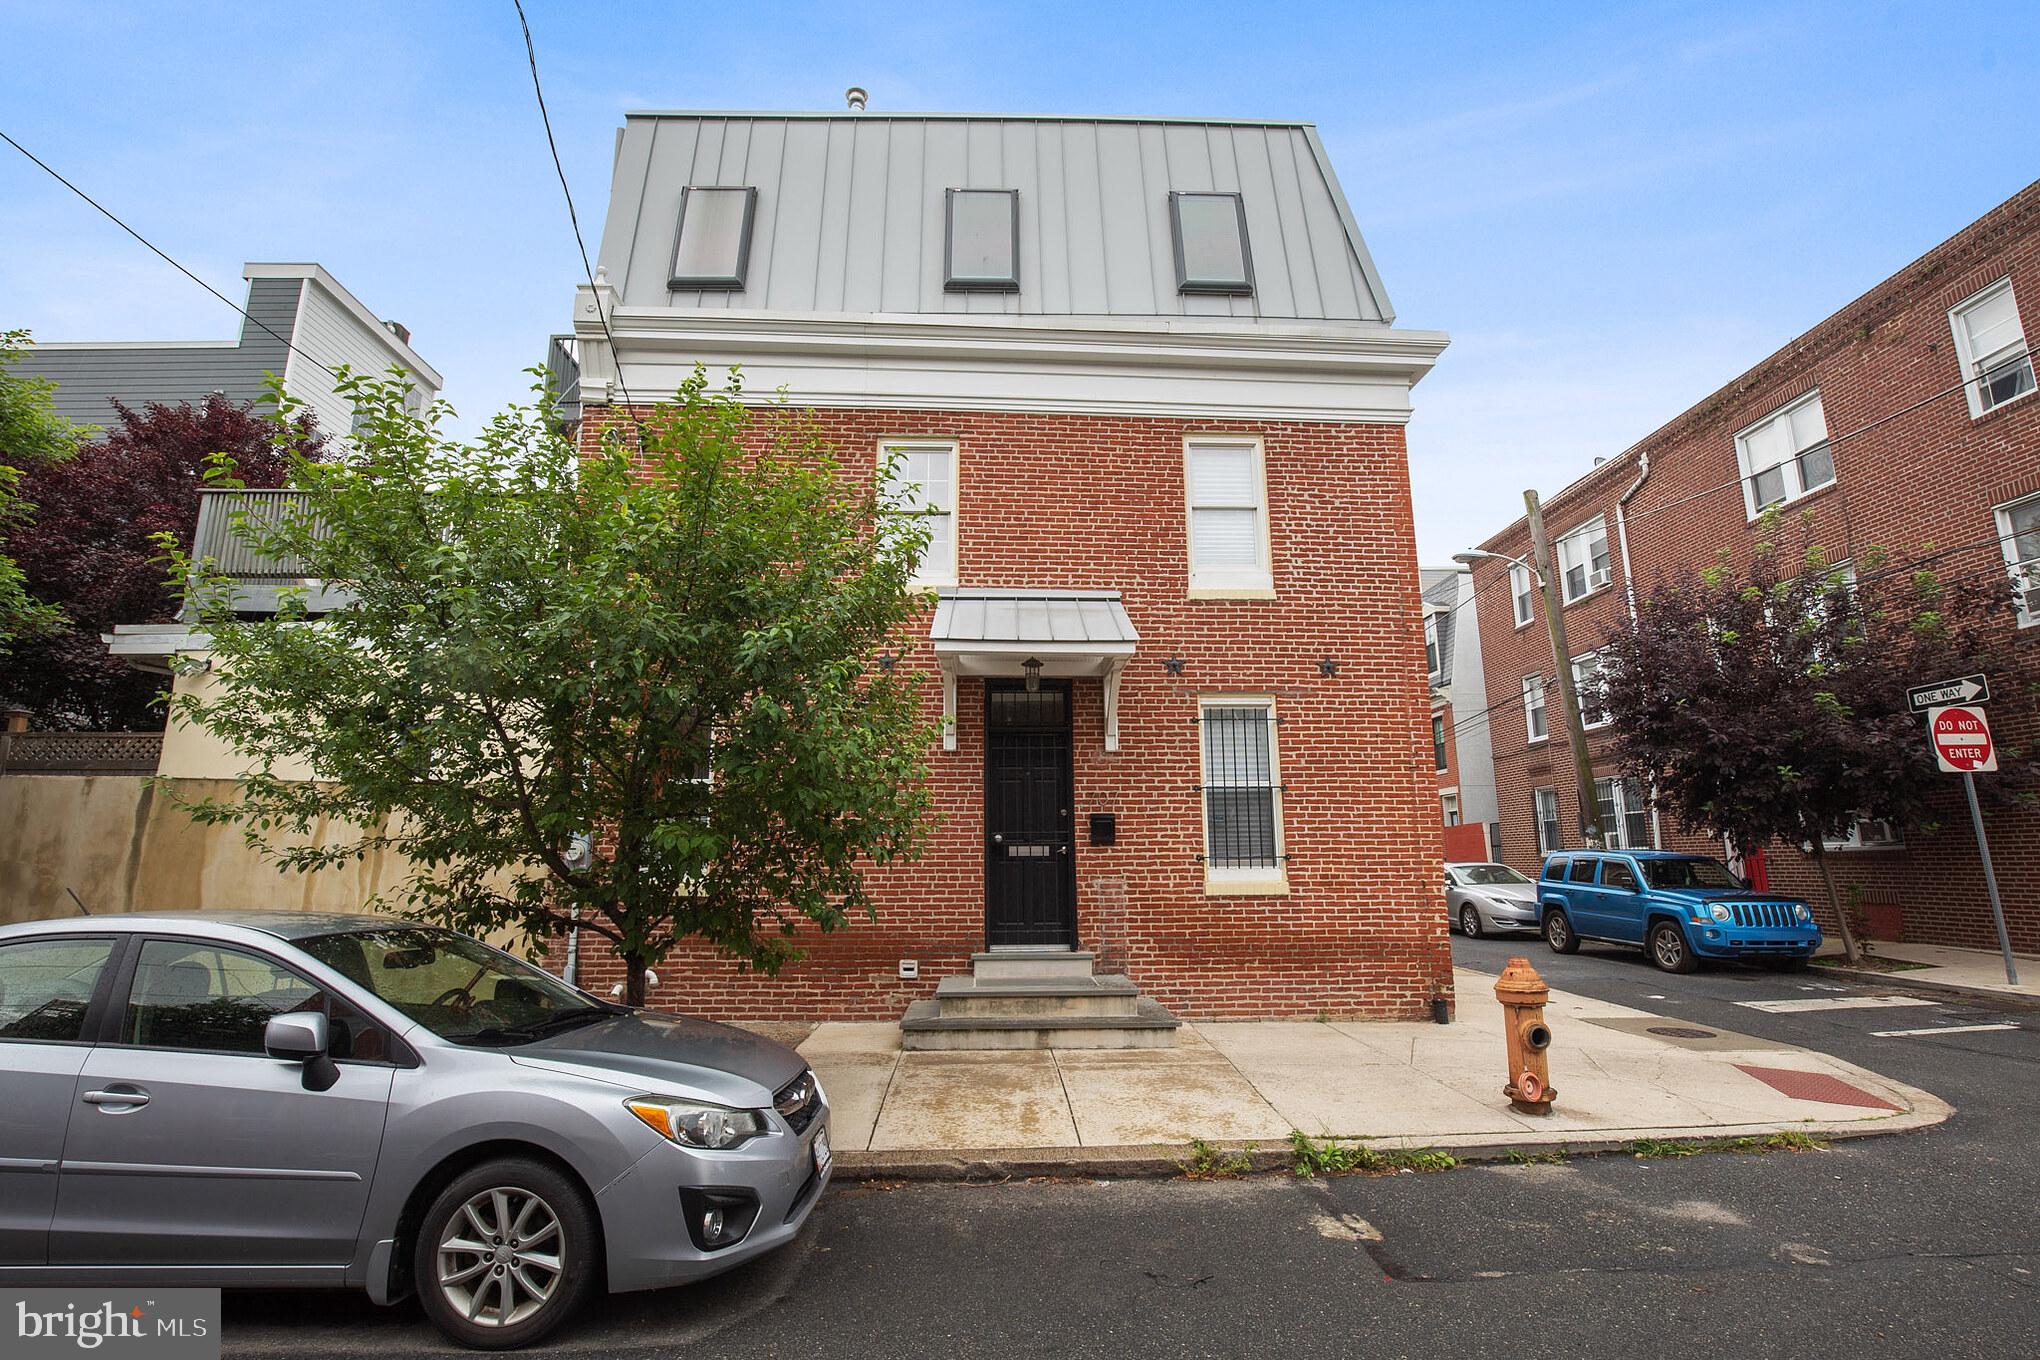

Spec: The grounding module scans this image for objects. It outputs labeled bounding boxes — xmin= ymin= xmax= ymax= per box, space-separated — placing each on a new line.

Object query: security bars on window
xmin=1196 ymin=706 xmax=1283 ymax=869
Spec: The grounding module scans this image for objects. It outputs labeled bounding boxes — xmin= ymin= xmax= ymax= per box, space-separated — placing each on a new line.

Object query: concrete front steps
xmin=899 ymin=949 xmax=1181 ymax=1050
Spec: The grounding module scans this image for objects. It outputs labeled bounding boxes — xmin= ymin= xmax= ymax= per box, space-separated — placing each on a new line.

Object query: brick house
xmin=551 ymin=108 xmax=1453 ymax=1032
xmin=1422 ymin=566 xmax=1497 ymax=864
xmin=1465 ymin=179 xmax=2040 ymax=953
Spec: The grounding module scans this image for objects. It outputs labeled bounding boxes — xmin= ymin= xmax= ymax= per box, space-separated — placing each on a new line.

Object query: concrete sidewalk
xmin=798 ymin=967 xmax=1947 ymax=1176
xmin=1817 ymin=940 xmax=2039 ymax=1005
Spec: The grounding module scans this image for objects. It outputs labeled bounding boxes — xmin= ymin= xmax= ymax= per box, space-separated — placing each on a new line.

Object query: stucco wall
xmin=0 ymin=775 xmax=526 ymax=941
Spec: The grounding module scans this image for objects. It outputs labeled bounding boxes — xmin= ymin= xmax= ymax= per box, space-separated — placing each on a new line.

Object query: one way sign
xmin=1908 ymin=673 xmax=1989 ymax=714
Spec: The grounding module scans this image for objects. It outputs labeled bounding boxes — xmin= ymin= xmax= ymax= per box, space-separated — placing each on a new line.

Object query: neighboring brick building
xmin=1466 ymin=179 xmax=2040 ymax=953
xmin=553 ymin=108 xmax=1452 ymax=1025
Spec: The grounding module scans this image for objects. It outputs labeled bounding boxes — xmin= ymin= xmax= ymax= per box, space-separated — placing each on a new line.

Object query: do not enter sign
xmin=1929 ymin=704 xmax=1997 ymax=773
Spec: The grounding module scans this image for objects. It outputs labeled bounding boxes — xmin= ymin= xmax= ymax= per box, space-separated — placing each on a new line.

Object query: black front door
xmin=984 ymin=680 xmax=1076 ymax=947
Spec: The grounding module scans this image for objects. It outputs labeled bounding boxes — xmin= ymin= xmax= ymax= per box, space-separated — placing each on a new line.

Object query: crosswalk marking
xmin=1870 ymin=1023 xmax=2020 ymax=1038
xmin=1735 ymin=995 xmax=1941 ymax=1014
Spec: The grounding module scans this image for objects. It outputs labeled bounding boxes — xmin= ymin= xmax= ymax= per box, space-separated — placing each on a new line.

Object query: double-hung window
xmin=1441 ymin=791 xmax=1461 ymax=826
xmin=1533 ymin=787 xmax=1561 ymax=855
xmin=1735 ymin=391 xmax=1835 ymax=517
xmin=1424 ymin=613 xmax=1441 ymax=680
xmin=1593 ymin=777 xmax=1652 ymax=850
xmin=1522 ymin=674 xmax=1548 ymax=743
xmin=1510 ymin=563 xmax=1535 ymax=626
xmin=1571 ymin=651 xmax=1610 ymax=730
xmin=1950 ymin=279 xmax=2034 ymax=418
xmin=1432 ymin=714 xmax=1448 ymax=770
xmin=1996 ymin=492 xmax=2040 ymax=626
xmin=1200 ymin=699 xmax=1285 ymax=890
xmin=1184 ymin=437 xmax=1273 ymax=595
xmin=1556 ymin=517 xmax=1611 ymax=603
xmin=879 ymin=440 xmax=958 ymax=587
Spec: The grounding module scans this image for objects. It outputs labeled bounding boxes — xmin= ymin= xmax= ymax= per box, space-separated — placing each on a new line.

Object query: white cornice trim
xmin=578 ymin=307 xmax=1448 ymax=424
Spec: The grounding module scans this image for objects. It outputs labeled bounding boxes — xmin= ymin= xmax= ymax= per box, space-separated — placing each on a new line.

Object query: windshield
xmin=299 ymin=928 xmax=609 ymax=1045
xmin=1639 ymin=858 xmax=1745 ymax=891
xmin=1451 ymin=864 xmax=1532 ymax=886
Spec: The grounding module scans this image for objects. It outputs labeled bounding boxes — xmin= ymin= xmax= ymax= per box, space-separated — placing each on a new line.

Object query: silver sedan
xmin=0 ymin=913 xmax=829 ymax=1350
xmin=1446 ymin=862 xmax=1541 ymax=937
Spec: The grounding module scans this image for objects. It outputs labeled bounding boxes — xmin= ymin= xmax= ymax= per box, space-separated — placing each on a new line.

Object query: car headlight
xmin=1709 ymin=904 xmax=1733 ymax=923
xmin=1794 ymin=903 xmax=1812 ymax=924
xmin=625 ymin=1097 xmax=768 ymax=1150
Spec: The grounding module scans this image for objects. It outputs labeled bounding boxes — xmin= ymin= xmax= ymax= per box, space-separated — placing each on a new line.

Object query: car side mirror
xmin=265 ymin=1012 xmax=339 ymax=1091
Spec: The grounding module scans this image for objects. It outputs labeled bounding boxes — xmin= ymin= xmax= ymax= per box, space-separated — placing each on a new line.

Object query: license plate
xmin=812 ymin=1126 xmax=831 ymax=1172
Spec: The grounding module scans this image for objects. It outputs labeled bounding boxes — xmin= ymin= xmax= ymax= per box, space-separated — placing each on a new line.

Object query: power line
xmin=1624 ymin=348 xmax=2033 ymax=525
xmin=0 ymin=128 xmax=345 ymax=388
xmin=510 ymin=0 xmax=639 ymax=421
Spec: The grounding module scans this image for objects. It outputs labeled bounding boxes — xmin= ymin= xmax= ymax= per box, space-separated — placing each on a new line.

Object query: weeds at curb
xmin=1181 ymin=1139 xmax=1251 ymax=1179
xmin=1503 ymin=1146 xmax=1571 ymax=1165
xmin=1629 ymin=1138 xmax=1704 ymax=1158
xmin=1290 ymin=1132 xmax=1459 ymax=1178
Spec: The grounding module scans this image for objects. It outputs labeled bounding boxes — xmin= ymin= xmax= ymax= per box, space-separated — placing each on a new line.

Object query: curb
xmin=1811 ymin=963 xmax=2040 ymax=1013
xmin=831 ymin=1091 xmax=1956 ymax=1183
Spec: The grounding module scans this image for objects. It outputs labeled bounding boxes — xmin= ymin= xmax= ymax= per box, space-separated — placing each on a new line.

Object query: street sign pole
xmin=1958 ymin=771 xmax=2019 ymax=987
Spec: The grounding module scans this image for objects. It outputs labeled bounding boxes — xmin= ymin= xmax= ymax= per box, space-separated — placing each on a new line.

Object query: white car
xmin=1446 ymin=862 xmax=1541 ymax=937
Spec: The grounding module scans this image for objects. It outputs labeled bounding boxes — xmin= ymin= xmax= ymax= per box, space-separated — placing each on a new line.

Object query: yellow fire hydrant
xmin=1494 ymin=956 xmax=1557 ymax=1115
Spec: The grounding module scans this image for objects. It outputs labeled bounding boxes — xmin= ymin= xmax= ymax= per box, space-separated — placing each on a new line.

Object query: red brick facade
xmin=1468 ymin=180 xmax=2040 ymax=952
xmin=551 ymin=404 xmax=1454 ymax=1019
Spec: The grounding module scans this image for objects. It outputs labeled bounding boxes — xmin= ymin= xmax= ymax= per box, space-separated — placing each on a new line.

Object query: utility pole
xmin=1525 ymin=489 xmax=1607 ymax=848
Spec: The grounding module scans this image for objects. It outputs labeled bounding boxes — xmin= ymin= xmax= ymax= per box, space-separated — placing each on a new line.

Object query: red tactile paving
xmin=1735 ymin=1064 xmax=1903 ymax=1111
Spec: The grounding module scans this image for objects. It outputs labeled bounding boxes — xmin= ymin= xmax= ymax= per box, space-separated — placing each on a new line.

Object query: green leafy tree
xmin=1592 ymin=518 xmax=2036 ymax=963
xmin=0 ymin=328 xmax=88 ymax=656
xmin=171 ymin=369 xmax=935 ymax=1003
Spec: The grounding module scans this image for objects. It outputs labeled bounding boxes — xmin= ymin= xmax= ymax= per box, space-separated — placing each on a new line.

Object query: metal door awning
xmin=929 ymin=589 xmax=1138 ymax=752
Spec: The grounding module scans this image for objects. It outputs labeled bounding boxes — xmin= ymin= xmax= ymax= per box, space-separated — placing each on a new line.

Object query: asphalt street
xmin=222 ymin=935 xmax=2040 ymax=1359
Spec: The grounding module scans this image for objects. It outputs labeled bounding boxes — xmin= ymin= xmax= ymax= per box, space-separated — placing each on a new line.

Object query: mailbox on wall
xmin=1088 ymin=813 xmax=1116 ymax=846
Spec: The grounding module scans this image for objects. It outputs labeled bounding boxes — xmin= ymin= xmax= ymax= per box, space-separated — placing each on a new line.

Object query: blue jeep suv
xmin=1537 ymin=850 xmax=1821 ymax=973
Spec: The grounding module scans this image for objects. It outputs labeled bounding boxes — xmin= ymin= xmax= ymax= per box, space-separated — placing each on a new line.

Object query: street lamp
xmin=1455 ymin=525 xmax=1608 ymax=849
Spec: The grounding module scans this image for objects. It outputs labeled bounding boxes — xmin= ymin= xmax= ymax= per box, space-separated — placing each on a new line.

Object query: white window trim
xmin=1522 ymin=673 xmax=1548 ymax=744
xmin=1197 ymin=693 xmax=1288 ymax=896
xmin=878 ymin=437 xmax=960 ymax=589
xmin=1593 ymin=776 xmax=1656 ymax=850
xmin=1183 ymin=435 xmax=1275 ymax=598
xmin=1555 ymin=516 xmax=1612 ymax=605
xmin=1440 ymin=788 xmax=1461 ymax=827
xmin=1734 ymin=390 xmax=1835 ymax=520
xmin=1510 ymin=562 xmax=1535 ymax=628
xmin=1572 ymin=651 xmax=1610 ymax=730
xmin=1533 ymin=785 xmax=1560 ymax=855
xmin=1825 ymin=813 xmax=1904 ymax=852
xmin=1424 ymin=611 xmax=1441 ymax=681
xmin=1950 ymin=277 xmax=2035 ymax=420
xmin=1995 ymin=492 xmax=2040 ymax=628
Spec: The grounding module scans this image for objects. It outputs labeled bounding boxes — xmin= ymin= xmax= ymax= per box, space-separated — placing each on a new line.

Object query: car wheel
xmin=1649 ymin=921 xmax=1698 ymax=974
xmin=1543 ymin=910 xmax=1579 ymax=955
xmin=415 ymin=1158 xmax=598 ymax=1351
xmin=1459 ymin=904 xmax=1485 ymax=939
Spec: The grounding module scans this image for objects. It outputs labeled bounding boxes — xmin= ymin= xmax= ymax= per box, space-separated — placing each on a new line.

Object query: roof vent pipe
xmin=845 ymin=86 xmax=868 ymax=112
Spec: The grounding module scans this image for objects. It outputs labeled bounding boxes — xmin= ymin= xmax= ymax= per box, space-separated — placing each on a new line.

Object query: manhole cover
xmin=1647 ymin=1026 xmax=1718 ymax=1039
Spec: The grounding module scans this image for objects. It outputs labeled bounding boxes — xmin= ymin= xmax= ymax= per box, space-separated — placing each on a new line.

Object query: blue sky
xmin=3 ymin=1 xmax=2035 ymax=562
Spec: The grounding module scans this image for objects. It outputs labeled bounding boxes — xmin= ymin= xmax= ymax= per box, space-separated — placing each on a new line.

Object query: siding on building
xmin=21 ymin=276 xmax=302 ymax=428
xmin=1466 ymin=177 xmax=2040 ymax=952
xmin=19 ymin=264 xmax=442 ymax=436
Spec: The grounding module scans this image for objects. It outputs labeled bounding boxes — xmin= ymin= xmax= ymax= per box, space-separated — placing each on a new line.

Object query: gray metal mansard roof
xmin=596 ymin=110 xmax=1398 ymax=324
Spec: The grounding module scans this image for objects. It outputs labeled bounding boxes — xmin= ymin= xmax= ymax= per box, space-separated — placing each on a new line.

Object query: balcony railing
xmin=0 ymin=730 xmax=163 ymax=775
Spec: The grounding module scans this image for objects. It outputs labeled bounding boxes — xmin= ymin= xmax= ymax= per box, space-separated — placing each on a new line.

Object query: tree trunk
xmin=1810 ymin=839 xmax=1862 ymax=965
xmin=623 ymin=951 xmax=649 ymax=1008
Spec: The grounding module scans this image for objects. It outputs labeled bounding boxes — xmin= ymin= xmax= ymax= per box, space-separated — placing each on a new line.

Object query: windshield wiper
xmin=462 ymin=1007 xmax=612 ymax=1047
